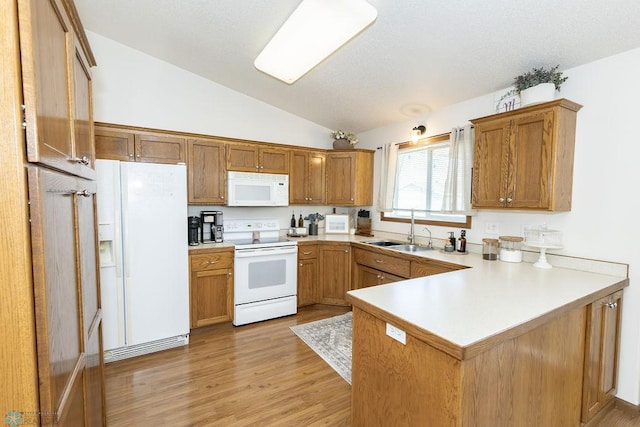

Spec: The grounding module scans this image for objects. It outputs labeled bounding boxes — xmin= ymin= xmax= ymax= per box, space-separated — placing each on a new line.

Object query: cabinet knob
xmin=603 ymin=301 xmax=618 ymax=309
xmin=506 ymin=197 xmax=512 ymax=203
xmin=255 ymin=165 xmax=259 ymax=169
xmin=375 ymin=259 xmax=383 ymax=263
xmin=499 ymin=197 xmax=505 ymax=203
xmin=228 ymin=272 xmax=232 ymax=277
xmin=344 ymin=250 xmax=349 ymax=253
xmin=75 ymin=190 xmax=93 ymax=197
xmin=260 ymin=165 xmax=264 ymax=169
xmin=350 ymin=198 xmax=354 ymax=201
xmin=136 ymin=154 xmax=141 ymax=158
xmin=303 ymin=251 xmax=312 ymax=255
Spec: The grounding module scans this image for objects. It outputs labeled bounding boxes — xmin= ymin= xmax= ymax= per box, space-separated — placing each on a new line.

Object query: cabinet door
xmin=297 ymin=257 xmax=317 ymax=307
xmin=188 ymin=138 xmax=226 ymax=204
xmin=191 ymin=268 xmax=233 ymax=328
xmin=95 ymin=128 xmax=135 ymax=161
xmin=318 ymin=244 xmax=351 ymax=305
xmin=354 ymin=264 xmax=381 ymax=289
xmin=326 ymin=153 xmax=355 ymax=205
xmin=307 ymin=151 xmax=326 ymax=204
xmin=260 ymin=147 xmax=289 ymax=174
xmin=289 ymin=151 xmax=308 ymax=204
xmin=19 ymin=0 xmax=75 ymax=175
xmin=27 ymin=166 xmax=85 ymax=425
xmin=472 ymin=118 xmax=510 ymax=208
xmin=508 ymin=110 xmax=554 ymax=209
xmin=582 ymin=291 xmax=623 ymax=422
xmin=71 ymin=40 xmax=95 ymax=180
xmin=227 ymin=143 xmax=259 ymax=171
xmin=135 ymin=134 xmax=186 ymax=164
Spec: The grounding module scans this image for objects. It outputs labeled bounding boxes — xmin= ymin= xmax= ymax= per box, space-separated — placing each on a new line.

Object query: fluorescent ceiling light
xmin=254 ymin=0 xmax=377 ymax=84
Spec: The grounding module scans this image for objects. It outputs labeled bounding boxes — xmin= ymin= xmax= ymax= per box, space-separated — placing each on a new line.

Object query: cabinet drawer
xmin=354 ymin=248 xmax=410 ymax=278
xmin=298 ymin=244 xmax=318 ymax=260
xmin=190 ymin=251 xmax=233 ymax=271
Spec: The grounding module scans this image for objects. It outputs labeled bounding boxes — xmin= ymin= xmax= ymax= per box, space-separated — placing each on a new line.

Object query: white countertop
xmin=348 ymin=259 xmax=625 ymax=348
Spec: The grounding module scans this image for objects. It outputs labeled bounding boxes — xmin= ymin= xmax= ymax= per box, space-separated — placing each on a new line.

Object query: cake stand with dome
xmin=524 ymin=227 xmax=562 ymax=269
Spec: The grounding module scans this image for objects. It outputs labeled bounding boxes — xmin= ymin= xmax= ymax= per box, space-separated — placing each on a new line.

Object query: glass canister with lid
xmin=482 ymin=238 xmax=499 ymax=260
xmin=499 ymin=236 xmax=524 ymax=262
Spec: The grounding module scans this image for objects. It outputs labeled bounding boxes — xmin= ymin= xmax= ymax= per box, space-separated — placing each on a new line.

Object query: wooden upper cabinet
xmin=326 ymin=150 xmax=374 ymax=206
xmin=94 ymin=124 xmax=186 ymax=164
xmin=227 ymin=143 xmax=289 ymax=174
xmin=471 ymin=99 xmax=582 ymax=211
xmin=18 ymin=0 xmax=96 ymax=179
xmin=290 ymin=150 xmax=326 ymax=204
xmin=95 ymin=127 xmax=135 ymax=161
xmin=135 ymin=134 xmax=186 ymax=164
xmin=188 ymin=138 xmax=226 ymax=204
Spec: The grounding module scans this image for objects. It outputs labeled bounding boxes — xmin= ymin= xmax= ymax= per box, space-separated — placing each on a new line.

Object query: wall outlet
xmin=386 ymin=323 xmax=406 ymax=345
xmin=485 ymin=222 xmax=499 ymax=234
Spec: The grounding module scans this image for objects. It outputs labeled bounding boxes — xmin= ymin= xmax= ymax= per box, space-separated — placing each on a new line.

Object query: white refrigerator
xmin=96 ymin=160 xmax=189 ymax=361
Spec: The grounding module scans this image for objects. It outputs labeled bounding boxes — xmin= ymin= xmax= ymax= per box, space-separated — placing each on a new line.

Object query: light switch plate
xmin=386 ymin=323 xmax=406 ymax=345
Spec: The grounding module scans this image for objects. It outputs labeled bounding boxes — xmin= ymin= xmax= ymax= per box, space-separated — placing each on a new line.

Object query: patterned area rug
xmin=290 ymin=312 xmax=352 ymax=384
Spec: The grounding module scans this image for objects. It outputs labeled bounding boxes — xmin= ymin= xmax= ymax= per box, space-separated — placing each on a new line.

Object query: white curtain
xmin=376 ymin=142 xmax=398 ymax=212
xmin=441 ymin=125 xmax=476 ymax=215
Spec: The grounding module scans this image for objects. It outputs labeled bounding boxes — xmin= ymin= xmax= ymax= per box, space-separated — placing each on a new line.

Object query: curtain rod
xmin=376 ymin=126 xmax=473 ymax=150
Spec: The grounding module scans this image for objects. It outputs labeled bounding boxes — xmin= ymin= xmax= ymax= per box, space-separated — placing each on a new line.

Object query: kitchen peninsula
xmin=345 ymin=247 xmax=627 ymax=426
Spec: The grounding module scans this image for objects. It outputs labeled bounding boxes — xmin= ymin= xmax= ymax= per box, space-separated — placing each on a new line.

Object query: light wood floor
xmin=105 ymin=305 xmax=640 ymax=426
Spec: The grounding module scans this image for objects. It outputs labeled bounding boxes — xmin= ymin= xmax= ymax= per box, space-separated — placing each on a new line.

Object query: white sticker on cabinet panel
xmin=386 ymin=323 xmax=406 ymax=345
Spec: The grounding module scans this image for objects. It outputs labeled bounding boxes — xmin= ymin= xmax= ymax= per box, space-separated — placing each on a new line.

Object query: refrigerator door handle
xmin=120 ymin=163 xmax=132 ymax=279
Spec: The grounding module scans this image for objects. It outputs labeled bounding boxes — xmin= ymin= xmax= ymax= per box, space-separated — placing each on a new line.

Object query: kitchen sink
xmin=364 ymin=240 xmax=405 ymax=247
xmin=388 ymin=244 xmax=433 ymax=252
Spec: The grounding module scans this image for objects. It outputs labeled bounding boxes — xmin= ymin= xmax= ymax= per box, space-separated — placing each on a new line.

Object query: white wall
xmin=87 ymin=32 xmax=332 ymax=149
xmin=88 ymin=30 xmax=640 ymax=404
xmin=358 ymin=48 xmax=640 ymax=405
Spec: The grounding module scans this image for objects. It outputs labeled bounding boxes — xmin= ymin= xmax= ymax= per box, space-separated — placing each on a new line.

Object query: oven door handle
xmin=235 ymin=246 xmax=298 ymax=258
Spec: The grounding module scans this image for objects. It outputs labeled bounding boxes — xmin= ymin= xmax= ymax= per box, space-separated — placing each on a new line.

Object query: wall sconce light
xmin=411 ymin=125 xmax=426 ymax=143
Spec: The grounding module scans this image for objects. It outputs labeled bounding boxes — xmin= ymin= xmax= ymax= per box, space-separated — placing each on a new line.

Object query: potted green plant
xmin=513 ymin=65 xmax=568 ymax=106
xmin=331 ymin=130 xmax=359 ymax=149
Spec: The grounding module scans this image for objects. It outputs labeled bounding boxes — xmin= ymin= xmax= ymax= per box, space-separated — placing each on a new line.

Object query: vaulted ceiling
xmin=75 ymin=0 xmax=640 ymax=133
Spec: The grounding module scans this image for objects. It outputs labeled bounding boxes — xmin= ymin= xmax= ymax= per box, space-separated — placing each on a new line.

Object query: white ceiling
xmin=75 ymin=0 xmax=640 ymax=133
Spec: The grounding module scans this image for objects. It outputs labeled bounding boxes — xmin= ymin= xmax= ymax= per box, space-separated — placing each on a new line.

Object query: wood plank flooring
xmin=105 ymin=305 xmax=352 ymax=426
xmin=105 ymin=305 xmax=640 ymax=426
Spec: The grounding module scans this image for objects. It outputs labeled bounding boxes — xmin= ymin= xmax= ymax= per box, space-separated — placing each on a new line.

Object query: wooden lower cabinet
xmin=352 ymin=247 xmax=410 ymax=289
xmin=297 ymin=243 xmax=318 ymax=307
xmin=318 ymin=243 xmax=351 ymax=305
xmin=27 ymin=167 xmax=105 ymax=426
xmin=582 ymin=290 xmax=623 ymax=422
xmin=189 ymin=248 xmax=234 ymax=328
xmin=351 ymin=305 xmax=587 ymax=426
xmin=410 ymin=258 xmax=466 ymax=277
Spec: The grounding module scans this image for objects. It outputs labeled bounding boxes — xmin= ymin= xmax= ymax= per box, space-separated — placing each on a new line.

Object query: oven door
xmin=234 ymin=245 xmax=297 ymax=305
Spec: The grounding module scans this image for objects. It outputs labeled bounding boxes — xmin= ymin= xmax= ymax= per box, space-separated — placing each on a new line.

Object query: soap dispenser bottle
xmin=445 ymin=232 xmax=455 ymax=252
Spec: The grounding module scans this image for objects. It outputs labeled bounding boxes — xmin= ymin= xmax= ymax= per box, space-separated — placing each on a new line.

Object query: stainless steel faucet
xmin=423 ymin=226 xmax=434 ymax=249
xmin=408 ymin=208 xmax=415 ymax=244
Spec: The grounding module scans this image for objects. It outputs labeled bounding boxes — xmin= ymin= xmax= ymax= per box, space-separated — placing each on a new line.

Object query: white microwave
xmin=227 ymin=171 xmax=289 ymax=206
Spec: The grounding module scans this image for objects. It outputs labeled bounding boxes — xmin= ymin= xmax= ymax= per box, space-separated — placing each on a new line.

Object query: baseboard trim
xmin=616 ymin=397 xmax=640 ymax=415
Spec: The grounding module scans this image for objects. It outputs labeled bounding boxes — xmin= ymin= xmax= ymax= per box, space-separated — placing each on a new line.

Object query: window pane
xmin=387 ymin=141 xmax=467 ymax=225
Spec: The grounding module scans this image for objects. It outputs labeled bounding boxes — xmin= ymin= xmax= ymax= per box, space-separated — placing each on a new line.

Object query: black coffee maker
xmin=188 ymin=216 xmax=201 ymax=246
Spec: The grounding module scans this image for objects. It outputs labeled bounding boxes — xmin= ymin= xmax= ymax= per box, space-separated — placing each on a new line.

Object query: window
xmin=381 ymin=134 xmax=472 ymax=227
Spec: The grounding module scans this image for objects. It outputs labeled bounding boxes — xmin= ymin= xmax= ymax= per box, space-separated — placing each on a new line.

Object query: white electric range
xmin=223 ymin=219 xmax=298 ymax=326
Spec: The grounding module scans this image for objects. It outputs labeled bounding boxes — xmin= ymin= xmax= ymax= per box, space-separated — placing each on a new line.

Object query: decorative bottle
xmin=290 ymin=212 xmax=296 ymax=228
xmin=298 ymin=213 xmax=304 ymax=227
xmin=457 ymin=230 xmax=467 ymax=253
